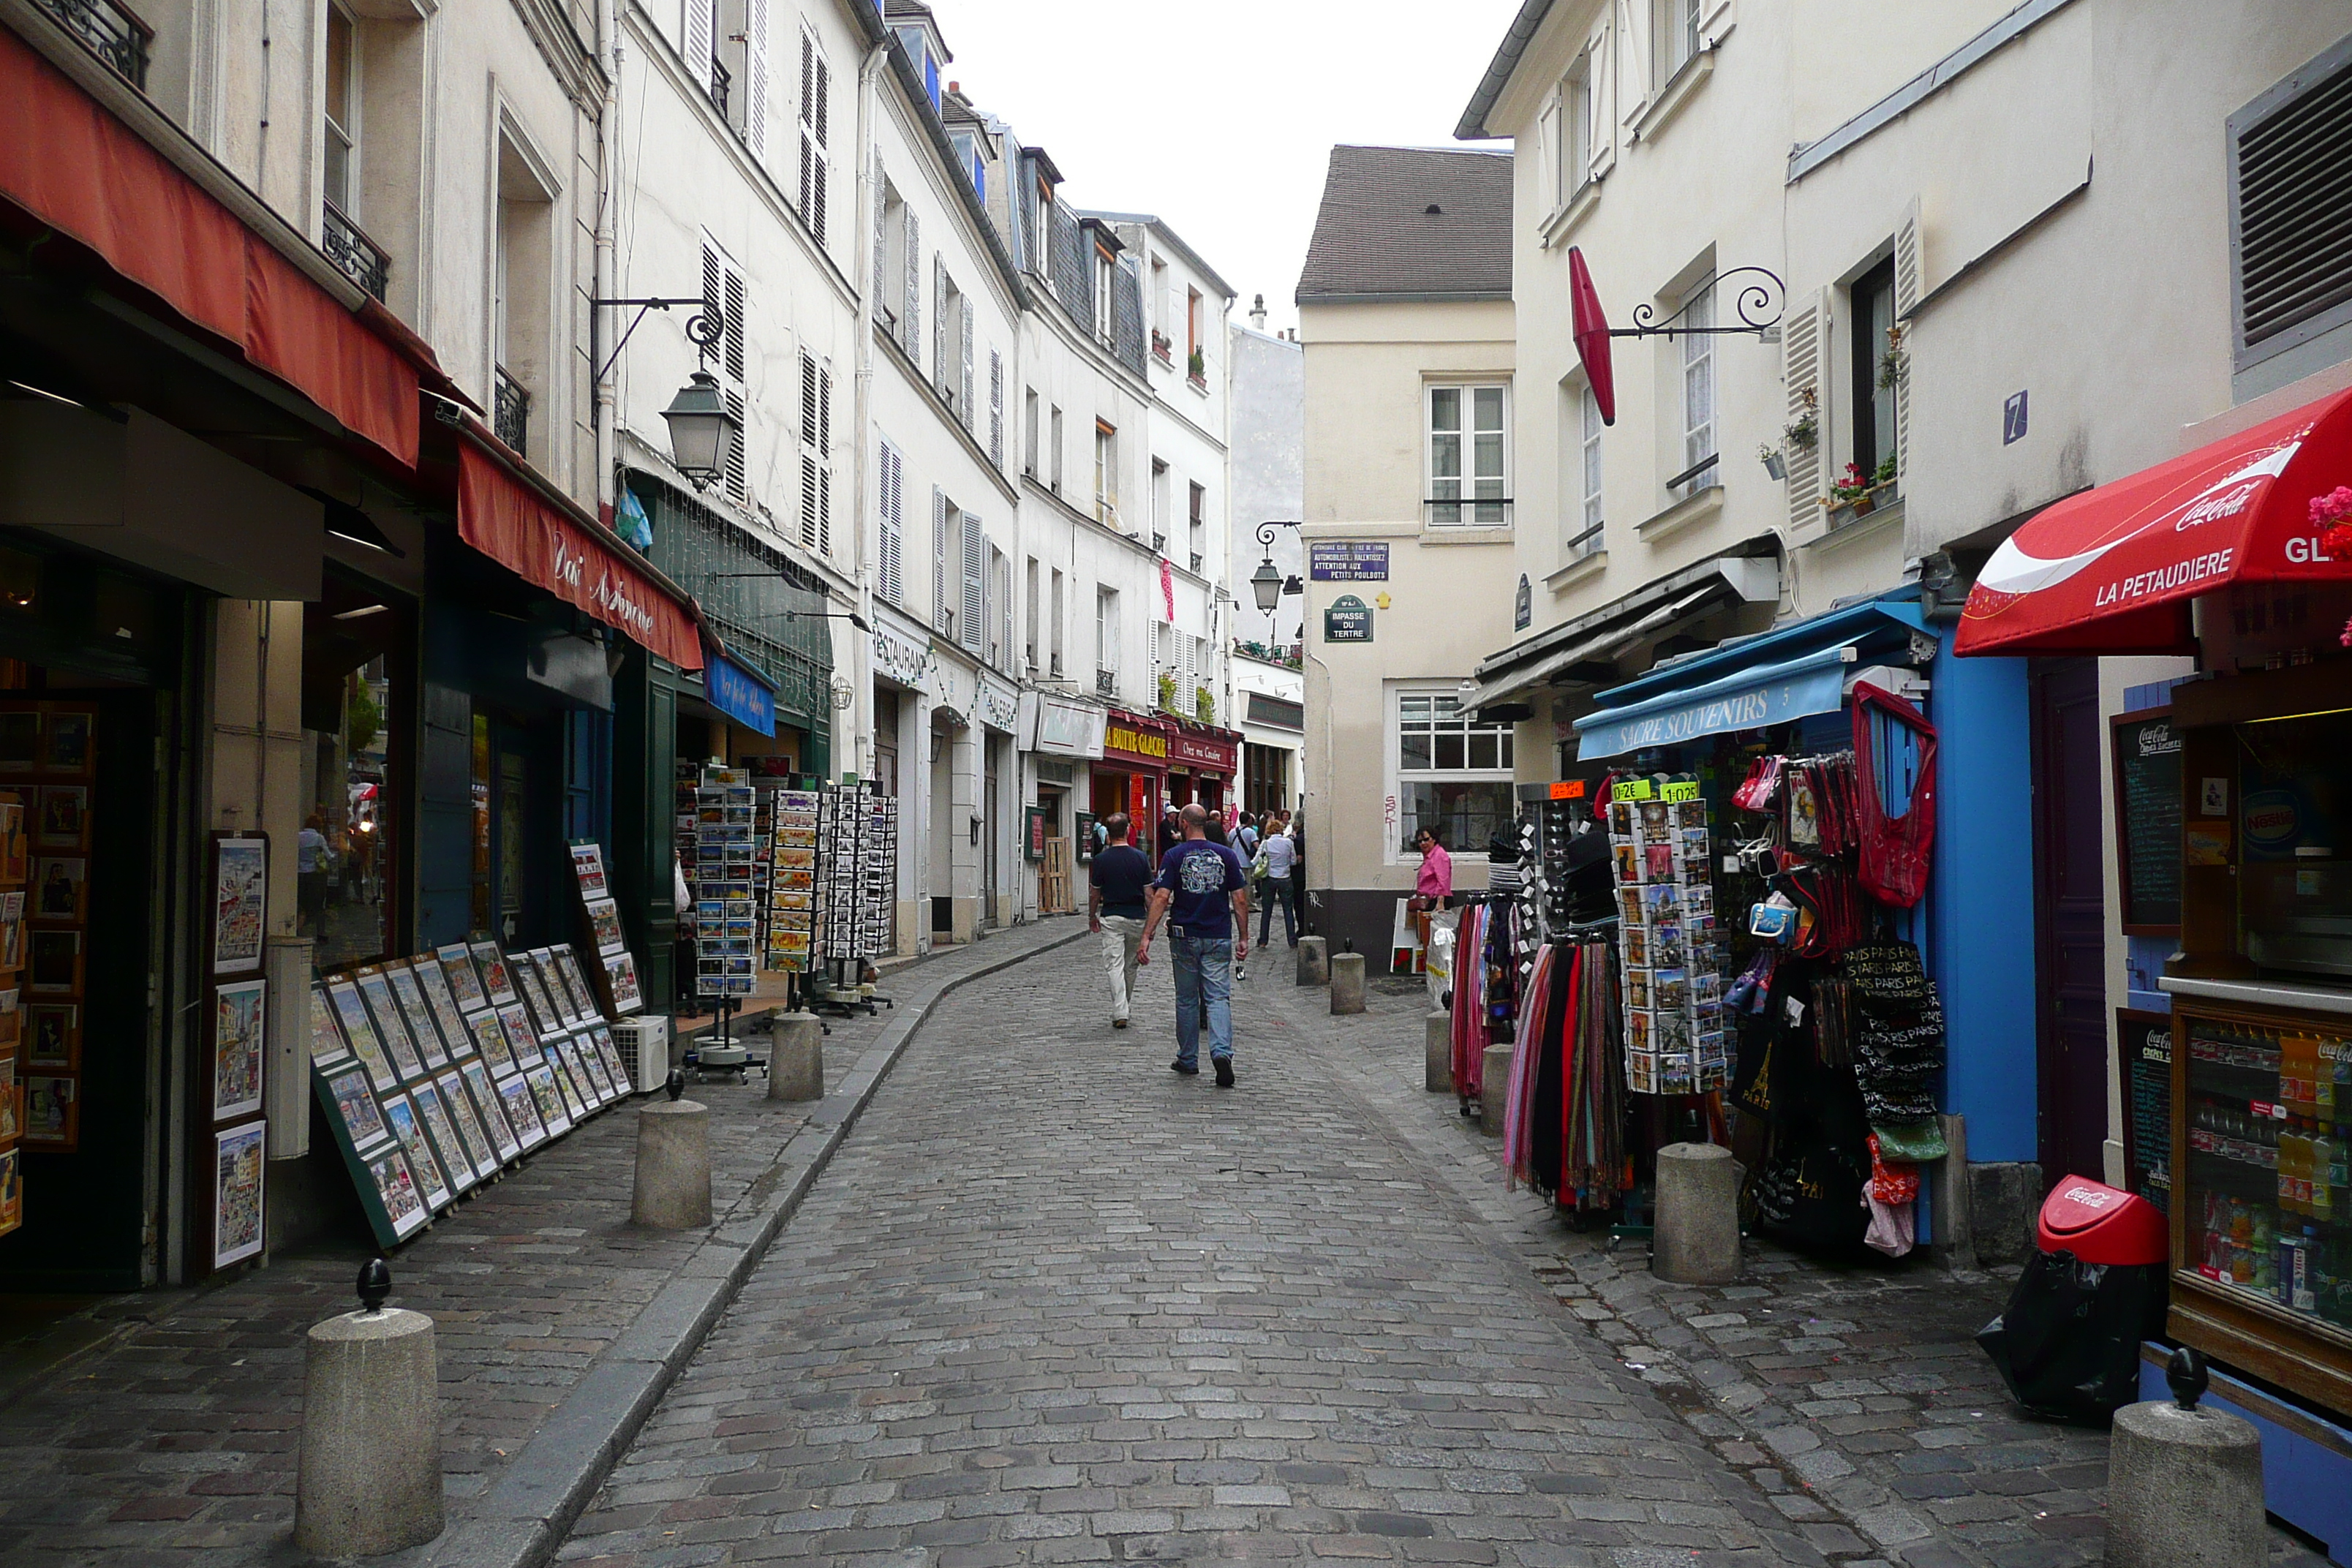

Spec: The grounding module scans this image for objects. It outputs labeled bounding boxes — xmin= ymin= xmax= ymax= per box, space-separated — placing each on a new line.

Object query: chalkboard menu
xmin=2112 ymin=709 xmax=2182 ymax=932
xmin=2117 ymin=1008 xmax=2171 ymax=1215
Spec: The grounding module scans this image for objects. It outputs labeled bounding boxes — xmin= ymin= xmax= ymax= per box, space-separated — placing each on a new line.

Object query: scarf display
xmin=1503 ymin=937 xmax=1629 ymax=1213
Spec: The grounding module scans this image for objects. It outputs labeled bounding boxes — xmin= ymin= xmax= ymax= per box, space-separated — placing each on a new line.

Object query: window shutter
xmin=745 ymin=0 xmax=769 ymax=158
xmin=1892 ymin=197 xmax=1921 ymax=478
xmin=813 ymin=55 xmax=829 ymax=237
xmin=799 ymin=349 xmax=818 ymax=449
xmin=931 ymin=486 xmax=949 ymax=633
xmin=1537 ymin=94 xmax=1561 ymax=216
xmin=1782 ymin=287 xmax=1826 ymax=530
xmin=960 ymin=513 xmax=984 ymax=652
xmin=1587 ymin=18 xmax=1616 ymax=182
xmin=685 ymin=0 xmax=712 ymax=91
xmin=959 ymin=302 xmax=975 ymax=431
xmin=871 ymin=156 xmax=886 ymax=306
xmin=988 ymin=350 xmax=1004 ymax=469
xmin=902 ymin=211 xmax=919 ymax=355
xmin=723 ymin=391 xmax=746 ymax=502
xmin=796 ymin=34 xmax=827 ymax=241
xmin=878 ymin=440 xmax=902 ymax=605
xmin=818 ymin=466 xmax=832 ymax=556
xmin=800 ymin=453 xmax=820 ymax=551
xmin=723 ymin=269 xmax=745 ymax=382
xmin=932 ymin=256 xmax=947 ymax=391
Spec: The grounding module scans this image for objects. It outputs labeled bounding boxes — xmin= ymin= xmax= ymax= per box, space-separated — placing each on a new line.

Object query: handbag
xmin=1732 ymin=755 xmax=1782 ymax=814
xmin=1870 ymin=1119 xmax=1949 ymax=1162
xmin=1852 ymin=681 xmax=1939 ymax=909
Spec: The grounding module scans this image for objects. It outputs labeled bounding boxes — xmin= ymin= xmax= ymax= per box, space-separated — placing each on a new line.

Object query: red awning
xmin=1957 ymin=388 xmax=2352 ymax=656
xmin=0 ymin=26 xmax=420 ymax=465
xmin=457 ymin=440 xmax=704 ymax=671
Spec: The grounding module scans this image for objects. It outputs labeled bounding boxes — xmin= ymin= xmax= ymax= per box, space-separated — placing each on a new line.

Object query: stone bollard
xmin=633 ymin=1082 xmax=713 ymax=1229
xmin=1654 ymin=1142 xmax=1741 ymax=1284
xmin=1425 ymin=1011 xmax=1453 ymax=1093
xmin=766 ymin=1011 xmax=825 ymax=1103
xmin=1479 ymin=1042 xmax=1514 ymax=1134
xmin=1296 ymin=935 xmax=1330 ymax=987
xmin=1329 ymin=952 xmax=1366 ymax=1014
xmin=2106 ymin=1352 xmax=2264 ymax=1568
xmin=295 ymin=1260 xmax=444 ymax=1557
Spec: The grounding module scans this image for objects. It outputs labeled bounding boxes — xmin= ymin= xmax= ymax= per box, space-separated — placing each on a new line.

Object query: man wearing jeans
xmin=1137 ymin=804 xmax=1249 ymax=1088
xmin=1088 ymin=813 xmax=1151 ymax=1030
xmin=1256 ymin=817 xmax=1299 ymax=948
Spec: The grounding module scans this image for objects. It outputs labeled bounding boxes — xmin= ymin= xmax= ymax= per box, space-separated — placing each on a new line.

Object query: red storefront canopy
xmin=457 ymin=440 xmax=704 ymax=671
xmin=1956 ymin=388 xmax=2352 ymax=656
xmin=0 ymin=27 xmax=422 ymax=466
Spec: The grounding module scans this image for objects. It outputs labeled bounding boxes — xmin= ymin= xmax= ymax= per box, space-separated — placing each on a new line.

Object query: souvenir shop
xmin=1957 ymin=383 xmax=2352 ymax=1545
xmin=1094 ymin=709 xmax=1175 ymax=836
xmin=1458 ymin=593 xmax=2039 ymax=1258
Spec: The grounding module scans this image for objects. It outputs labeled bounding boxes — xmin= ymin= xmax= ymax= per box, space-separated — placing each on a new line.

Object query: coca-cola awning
xmin=1956 ymin=388 xmax=2352 ymax=656
xmin=457 ymin=440 xmax=704 ymax=671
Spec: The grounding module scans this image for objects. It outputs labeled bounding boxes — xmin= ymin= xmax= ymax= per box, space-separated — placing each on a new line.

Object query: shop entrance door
xmin=2030 ymin=659 xmax=2108 ymax=1185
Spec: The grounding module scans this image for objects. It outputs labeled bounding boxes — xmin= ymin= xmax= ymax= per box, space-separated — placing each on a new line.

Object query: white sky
xmin=933 ymin=0 xmax=1520 ymax=334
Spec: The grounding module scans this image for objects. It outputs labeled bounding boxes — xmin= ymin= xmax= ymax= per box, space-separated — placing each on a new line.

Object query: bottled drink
xmin=2313 ymin=1124 xmax=2337 ymax=1224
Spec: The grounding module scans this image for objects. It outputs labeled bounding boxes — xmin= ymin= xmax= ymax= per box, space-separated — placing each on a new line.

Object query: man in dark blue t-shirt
xmin=1137 ymin=804 xmax=1249 ymax=1087
xmin=1088 ymin=813 xmax=1153 ymax=1030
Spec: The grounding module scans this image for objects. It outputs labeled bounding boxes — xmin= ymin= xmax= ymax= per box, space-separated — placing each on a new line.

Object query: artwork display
xmin=605 ymin=950 xmax=643 ymax=1014
xmin=570 ymin=842 xmax=608 ymax=896
xmin=584 ymin=897 xmax=625 ymax=954
xmin=37 ymin=787 xmax=86 ymax=850
xmin=32 ymin=858 xmax=83 ymax=921
xmin=25 ymin=1003 xmax=75 ymax=1071
xmin=208 ymin=834 xmax=268 ymax=976
xmin=0 ymin=1147 xmax=18 ymax=1238
xmin=0 ymin=1056 xmax=18 ymax=1143
xmin=309 ymin=935 xmax=620 ymax=1250
xmin=438 ymin=943 xmax=486 ymax=1011
xmin=329 ymin=979 xmax=398 ymax=1091
xmin=23 ymin=1074 xmax=75 ymax=1146
xmin=211 ymin=1123 xmax=266 ymax=1268
xmin=327 ymin=1066 xmax=388 ymax=1150
xmin=42 ymin=712 xmax=89 ymax=774
xmin=27 ymin=930 xmax=78 ymax=994
xmin=210 ymin=977 xmax=266 ymax=1121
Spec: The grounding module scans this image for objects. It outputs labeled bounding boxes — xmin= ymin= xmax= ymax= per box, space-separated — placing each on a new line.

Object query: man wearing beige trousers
xmin=1088 ymin=813 xmax=1153 ymax=1029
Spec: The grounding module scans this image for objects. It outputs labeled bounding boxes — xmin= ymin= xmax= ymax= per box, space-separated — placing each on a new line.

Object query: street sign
xmin=1324 ymin=594 xmax=1374 ymax=643
xmin=1309 ymin=542 xmax=1390 ymax=581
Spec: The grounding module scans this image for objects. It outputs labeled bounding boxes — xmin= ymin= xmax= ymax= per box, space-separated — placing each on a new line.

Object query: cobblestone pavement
xmin=0 ymin=919 xmax=1079 ymax=1567
xmin=1247 ymin=968 xmax=2332 ymax=1568
xmin=558 ymin=939 xmax=1835 ymax=1568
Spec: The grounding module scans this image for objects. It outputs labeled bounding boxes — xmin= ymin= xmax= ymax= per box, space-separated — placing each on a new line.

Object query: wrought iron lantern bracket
xmin=594 ymin=296 xmax=728 ymax=382
xmin=1607 ymin=266 xmax=1785 ymax=341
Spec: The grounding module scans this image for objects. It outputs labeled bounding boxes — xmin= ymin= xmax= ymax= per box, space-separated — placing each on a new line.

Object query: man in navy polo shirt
xmin=1137 ymin=804 xmax=1250 ymax=1087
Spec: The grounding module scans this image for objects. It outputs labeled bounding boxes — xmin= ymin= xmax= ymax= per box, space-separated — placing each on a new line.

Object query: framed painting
xmin=497 ymin=1072 xmax=548 ymax=1150
xmin=0 ymin=1054 xmax=19 ymax=1142
xmin=41 ymin=711 xmax=91 ymax=777
xmin=522 ymin=1060 xmax=572 ymax=1138
xmin=431 ymin=1070 xmax=500 ymax=1183
xmin=470 ymin=941 xmax=518 ymax=1006
xmin=467 ymin=1009 xmax=515 ymax=1077
xmin=210 ymin=977 xmax=266 ymax=1122
xmin=27 ymin=930 xmax=80 ymax=995
xmin=379 ymin=1093 xmax=451 ymax=1210
xmin=0 ymin=1147 xmax=20 ymax=1237
xmin=35 ymin=786 xmax=86 ymax=851
xmin=459 ymin=1058 xmax=519 ymax=1162
xmin=208 ymin=834 xmax=268 ymax=977
xmin=211 ymin=1123 xmax=266 ymax=1269
xmin=384 ymin=963 xmax=450 ymax=1071
xmin=407 ymin=1078 xmax=475 ymax=1196
xmin=23 ymin=1074 xmax=76 ymax=1148
xmin=24 ymin=1003 xmax=76 ymax=1071
xmin=365 ymin=1146 xmax=429 ymax=1240
xmin=31 ymin=857 xmax=84 ymax=922
xmin=353 ymin=968 xmax=424 ymax=1081
xmin=437 ymin=943 xmax=486 ymax=1012
xmin=570 ymin=840 xmax=608 ymax=896
xmin=307 ymin=981 xmax=352 ymax=1071
xmin=323 ymin=1064 xmax=389 ymax=1151
xmin=605 ymin=950 xmax=644 ymax=1014
xmin=412 ymin=960 xmax=470 ymax=1057
xmin=328 ymin=978 xmax=399 ymax=1092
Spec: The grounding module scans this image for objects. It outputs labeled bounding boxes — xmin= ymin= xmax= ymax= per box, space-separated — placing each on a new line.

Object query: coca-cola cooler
xmin=1978 ymin=1176 xmax=2171 ymax=1423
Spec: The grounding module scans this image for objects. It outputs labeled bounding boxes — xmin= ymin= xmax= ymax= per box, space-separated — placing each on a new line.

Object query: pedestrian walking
xmin=1136 ymin=804 xmax=1249 ymax=1087
xmin=1256 ymin=813 xmax=1300 ymax=949
xmin=1088 ymin=813 xmax=1151 ymax=1030
xmin=1156 ymin=806 xmax=1183 ymax=860
xmin=1407 ymin=823 xmax=1453 ymax=958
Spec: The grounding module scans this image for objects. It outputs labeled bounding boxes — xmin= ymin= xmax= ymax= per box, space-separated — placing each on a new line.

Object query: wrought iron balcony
xmin=494 ymin=366 xmax=529 ymax=457
xmin=34 ymin=0 xmax=151 ymax=88
xmin=707 ymin=56 xmax=731 ymax=118
xmin=1189 ymin=552 xmax=1203 ymax=576
xmin=321 ymin=202 xmax=389 ymax=301
xmin=1094 ymin=668 xmax=1118 ymax=700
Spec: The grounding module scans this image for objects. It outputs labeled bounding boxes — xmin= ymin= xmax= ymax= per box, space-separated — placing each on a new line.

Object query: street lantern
xmin=660 ymin=370 xmax=736 ymax=483
xmin=1250 ymin=555 xmax=1283 ymax=615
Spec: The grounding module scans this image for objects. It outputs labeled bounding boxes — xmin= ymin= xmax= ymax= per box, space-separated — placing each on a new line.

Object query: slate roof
xmin=1294 ymin=146 xmax=1513 ymax=305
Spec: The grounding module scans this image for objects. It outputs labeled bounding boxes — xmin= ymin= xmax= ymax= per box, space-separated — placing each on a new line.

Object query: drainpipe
xmin=592 ymin=0 xmax=623 ymax=519
xmin=847 ymin=36 xmax=886 ymax=784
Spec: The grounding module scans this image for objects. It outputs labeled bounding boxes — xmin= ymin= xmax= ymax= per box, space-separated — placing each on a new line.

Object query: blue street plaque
xmin=1308 ymin=541 xmax=1390 ymax=581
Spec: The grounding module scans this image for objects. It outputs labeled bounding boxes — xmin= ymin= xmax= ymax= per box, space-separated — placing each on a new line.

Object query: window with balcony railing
xmin=323 ymin=202 xmax=390 ymax=301
xmin=35 ymin=0 xmax=151 ymax=88
xmin=707 ymin=56 xmax=731 ymax=119
xmin=1189 ymin=552 xmax=1203 ymax=576
xmin=494 ymin=367 xmax=530 ymax=457
xmin=1095 ymin=668 xmax=1118 ymax=699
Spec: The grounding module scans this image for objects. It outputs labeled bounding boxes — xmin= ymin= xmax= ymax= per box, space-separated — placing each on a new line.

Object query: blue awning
xmin=705 ymin=651 xmax=777 ymax=737
xmin=1573 ymin=600 xmax=1929 ymax=761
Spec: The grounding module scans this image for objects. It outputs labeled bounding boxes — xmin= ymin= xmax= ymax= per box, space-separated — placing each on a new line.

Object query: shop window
xmin=300 ymin=576 xmax=410 ymax=969
xmin=1394 ymin=688 xmax=1514 ymax=861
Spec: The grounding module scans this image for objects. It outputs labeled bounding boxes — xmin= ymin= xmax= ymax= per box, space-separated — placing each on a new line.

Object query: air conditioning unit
xmin=610 ymin=1016 xmax=671 ymax=1095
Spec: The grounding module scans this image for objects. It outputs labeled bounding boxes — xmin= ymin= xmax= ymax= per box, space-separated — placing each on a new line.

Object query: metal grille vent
xmin=2235 ymin=53 xmax=2352 ymax=350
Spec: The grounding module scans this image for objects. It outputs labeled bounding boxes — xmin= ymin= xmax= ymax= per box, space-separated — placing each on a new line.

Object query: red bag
xmin=1731 ymin=755 xmax=1782 ymax=814
xmin=1851 ymin=682 xmax=1937 ymax=909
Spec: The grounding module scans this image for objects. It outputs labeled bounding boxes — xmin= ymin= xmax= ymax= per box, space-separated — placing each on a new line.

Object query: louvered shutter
xmin=685 ymin=0 xmax=712 ymax=91
xmin=960 ymin=513 xmax=983 ymax=652
xmin=745 ymin=0 xmax=769 ymax=158
xmin=1782 ymin=288 xmax=1826 ymax=530
xmin=724 ymin=391 xmax=746 ymax=501
xmin=723 ymin=270 xmax=745 ymax=381
xmin=902 ymin=211 xmax=919 ymax=355
xmin=817 ymin=366 xmax=832 ymax=554
xmin=932 ymin=257 xmax=946 ymax=391
xmin=878 ymin=442 xmax=903 ymax=606
xmin=959 ymin=303 xmax=975 ymax=431
xmin=988 ymin=351 xmax=1003 ymax=469
xmin=871 ymin=155 xmax=887 ymax=306
xmin=1586 ymin=19 xmax=1616 ymax=183
xmin=799 ymin=351 xmax=821 ymax=550
xmin=797 ymin=33 xmax=827 ymax=242
xmin=818 ymin=467 xmax=831 ymax=556
xmin=1892 ymin=198 xmax=1921 ymax=478
xmin=800 ymin=453 xmax=820 ymax=550
xmin=813 ymin=55 xmax=829 ymax=238
xmin=932 ymin=486 xmax=949 ymax=633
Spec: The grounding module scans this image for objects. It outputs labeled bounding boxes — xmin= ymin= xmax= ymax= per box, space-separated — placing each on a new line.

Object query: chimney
xmin=1248 ymin=293 xmax=1267 ymax=332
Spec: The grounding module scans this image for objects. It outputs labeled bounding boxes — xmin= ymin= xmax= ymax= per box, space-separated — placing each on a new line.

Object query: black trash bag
xmin=1978 ymin=1248 xmax=2169 ymax=1425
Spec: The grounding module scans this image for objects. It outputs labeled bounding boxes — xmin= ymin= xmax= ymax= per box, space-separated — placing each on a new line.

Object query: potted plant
xmin=1194 ymin=686 xmax=1215 ymax=723
xmin=1187 ymin=347 xmax=1206 ymax=382
xmin=1150 ymin=329 xmax=1172 ymax=361
xmin=1877 ymin=324 xmax=1908 ymax=393
xmin=1825 ymin=461 xmax=1876 ymax=515
xmin=1157 ymin=670 xmax=1178 ymax=712
xmin=1757 ymin=444 xmax=1787 ymax=481
xmin=1869 ymin=453 xmax=1899 ymax=504
xmin=2313 ymin=487 xmax=2352 ymax=646
xmin=1784 ymin=385 xmax=1819 ymax=452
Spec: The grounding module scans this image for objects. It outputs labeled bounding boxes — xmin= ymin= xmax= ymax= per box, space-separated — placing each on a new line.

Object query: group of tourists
xmin=1087 ymin=806 xmax=1305 ymax=1090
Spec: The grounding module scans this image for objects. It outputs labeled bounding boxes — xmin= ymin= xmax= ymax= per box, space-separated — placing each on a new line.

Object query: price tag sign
xmin=1612 ymin=778 xmax=1655 ymax=803
xmin=1660 ymin=781 xmax=1700 ymax=804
